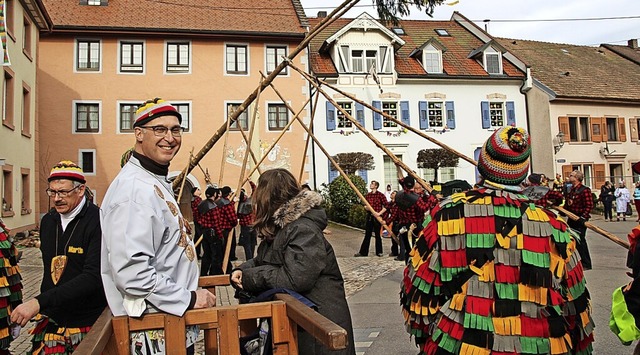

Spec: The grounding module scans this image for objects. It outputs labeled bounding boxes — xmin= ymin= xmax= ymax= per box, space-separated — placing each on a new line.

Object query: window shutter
xmin=600 ymin=117 xmax=608 ymax=142
xmin=630 ymin=117 xmax=639 ymax=142
xmin=400 ymin=101 xmax=410 ymax=126
xmin=445 ymin=101 xmax=456 ymax=129
xmin=355 ymin=102 xmax=365 ymax=128
xmin=594 ymin=164 xmax=606 ymax=189
xmin=506 ymin=101 xmax=516 ymax=126
xmin=591 ymin=119 xmax=602 ymax=143
xmin=481 ymin=101 xmax=490 ymax=129
xmin=357 ymin=169 xmax=368 ymax=183
xmin=561 ymin=165 xmax=573 ymax=180
xmin=618 ymin=117 xmax=627 ymax=142
xmin=419 ymin=101 xmax=428 ymax=129
xmin=326 ymin=101 xmax=336 ymax=131
xmin=558 ymin=116 xmax=570 ymax=142
xmin=373 ymin=101 xmax=382 ymax=130
xmin=328 ymin=159 xmax=338 ymax=183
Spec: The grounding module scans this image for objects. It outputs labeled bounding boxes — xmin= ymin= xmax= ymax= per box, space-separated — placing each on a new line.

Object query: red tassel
xmin=521 ymin=315 xmax=549 ymax=337
xmin=440 ymin=249 xmax=468 ymax=268
xmin=437 ymin=315 xmax=465 ymax=340
xmin=575 ymin=332 xmax=594 ymax=351
xmin=423 ymin=339 xmax=439 ymax=355
xmin=465 ymin=295 xmax=493 ymax=317
xmin=549 ymin=288 xmax=564 ymax=306
xmin=422 ymin=219 xmax=439 ymax=250
xmin=546 ymin=212 xmax=567 ymax=232
xmin=523 ymin=236 xmax=550 ymax=253
xmin=495 ymin=264 xmax=520 ymax=283
xmin=566 ymin=263 xmax=584 ymax=289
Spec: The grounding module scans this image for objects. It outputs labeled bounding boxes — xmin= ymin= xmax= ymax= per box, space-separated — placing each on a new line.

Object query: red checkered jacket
xmin=565 ymin=183 xmax=594 ymax=220
xmin=212 ymin=199 xmax=238 ymax=237
xmin=191 ymin=196 xmax=202 ymax=225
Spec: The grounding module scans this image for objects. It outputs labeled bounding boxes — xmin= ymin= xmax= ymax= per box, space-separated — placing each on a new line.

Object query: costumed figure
xmin=401 ymin=127 xmax=594 ymax=355
xmin=0 ymin=219 xmax=22 ymax=352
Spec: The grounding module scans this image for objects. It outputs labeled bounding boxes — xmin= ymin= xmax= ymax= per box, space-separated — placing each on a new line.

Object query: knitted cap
xmin=478 ymin=127 xmax=531 ymax=185
xmin=48 ymin=160 xmax=86 ymax=184
xmin=133 ymin=98 xmax=182 ymax=128
xmin=528 ymin=173 xmax=542 ymax=185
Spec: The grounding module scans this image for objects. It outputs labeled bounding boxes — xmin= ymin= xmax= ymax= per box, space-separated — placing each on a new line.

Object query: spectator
xmin=634 ymin=182 xmax=640 ymax=223
xmin=354 ymin=180 xmax=387 ymax=257
xmin=384 ymin=183 xmax=393 ymax=202
xmin=615 ymin=181 xmax=631 ymax=222
xmin=190 ymin=187 xmax=203 ymax=259
xmin=237 ymin=182 xmax=257 ymax=260
xmin=600 ymin=181 xmax=615 ymax=222
xmin=198 ymin=187 xmax=221 ymax=276
xmin=212 ymin=186 xmax=238 ymax=272
xmin=565 ymin=170 xmax=594 ymax=270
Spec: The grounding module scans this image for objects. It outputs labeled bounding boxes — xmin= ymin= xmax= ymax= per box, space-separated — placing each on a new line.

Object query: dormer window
xmin=423 ymin=44 xmax=442 ymax=74
xmin=484 ymin=47 xmax=502 ymax=74
xmin=82 ymin=0 xmax=106 ymax=5
xmin=337 ymin=46 xmax=393 ymax=74
xmin=435 ymin=29 xmax=449 ymax=36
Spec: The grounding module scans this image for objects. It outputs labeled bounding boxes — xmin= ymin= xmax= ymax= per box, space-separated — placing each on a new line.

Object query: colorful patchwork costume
xmin=401 ymin=127 xmax=594 ymax=354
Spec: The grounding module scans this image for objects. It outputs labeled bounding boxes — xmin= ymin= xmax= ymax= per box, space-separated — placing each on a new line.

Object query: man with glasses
xmin=565 ymin=169 xmax=595 ymax=270
xmin=100 ymin=98 xmax=215 ymax=354
xmin=11 ymin=161 xmax=107 ymax=353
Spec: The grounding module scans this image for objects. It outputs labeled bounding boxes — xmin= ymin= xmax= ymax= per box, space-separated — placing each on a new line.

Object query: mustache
xmin=54 ymin=201 xmax=67 ymax=206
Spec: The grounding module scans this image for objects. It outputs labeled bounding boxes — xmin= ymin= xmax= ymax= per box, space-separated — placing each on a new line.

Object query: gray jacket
xmin=239 ymin=190 xmax=355 ymax=355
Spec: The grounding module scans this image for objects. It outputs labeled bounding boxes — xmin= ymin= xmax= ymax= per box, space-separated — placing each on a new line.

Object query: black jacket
xmin=37 ymin=200 xmax=107 ymax=328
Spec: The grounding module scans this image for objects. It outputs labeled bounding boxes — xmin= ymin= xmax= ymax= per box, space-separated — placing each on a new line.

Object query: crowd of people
xmin=8 ymin=98 xmax=640 ymax=354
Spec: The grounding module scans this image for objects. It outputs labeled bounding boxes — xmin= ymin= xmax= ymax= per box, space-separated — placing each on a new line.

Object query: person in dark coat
xmin=230 ymin=168 xmax=356 ymax=355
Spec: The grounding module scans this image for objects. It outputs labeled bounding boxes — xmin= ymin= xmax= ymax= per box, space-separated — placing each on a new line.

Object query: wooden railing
xmin=74 ymin=275 xmax=347 ymax=354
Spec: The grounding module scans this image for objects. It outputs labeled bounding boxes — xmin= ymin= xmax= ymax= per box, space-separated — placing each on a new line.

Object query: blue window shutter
xmin=357 ymin=169 xmax=368 ymax=183
xmin=419 ymin=101 xmax=428 ymax=129
xmin=355 ymin=102 xmax=365 ymax=127
xmin=506 ymin=101 xmax=516 ymax=126
xmin=328 ymin=159 xmax=338 ymax=183
xmin=373 ymin=101 xmax=382 ymax=130
xmin=481 ymin=101 xmax=490 ymax=129
xmin=445 ymin=101 xmax=456 ymax=129
xmin=326 ymin=102 xmax=336 ymax=131
xmin=400 ymin=101 xmax=410 ymax=126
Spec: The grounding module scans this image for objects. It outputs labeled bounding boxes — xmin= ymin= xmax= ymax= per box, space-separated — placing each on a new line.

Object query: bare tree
xmin=417 ymin=148 xmax=459 ymax=183
xmin=332 ymin=152 xmax=375 ymax=175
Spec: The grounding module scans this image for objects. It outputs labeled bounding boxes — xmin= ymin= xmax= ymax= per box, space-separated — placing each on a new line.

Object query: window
xmin=23 ymin=16 xmax=32 ymax=58
xmin=266 ymin=45 xmax=287 ymax=74
xmin=349 ymin=49 xmax=377 ymax=73
xmin=173 ymin=103 xmax=190 ymax=131
xmin=166 ymin=42 xmax=190 ymax=73
xmin=351 ymin=50 xmax=363 ymax=73
xmin=607 ymin=117 xmax=618 ymax=141
xmin=365 ymin=50 xmax=376 ymax=72
xmin=120 ymin=41 xmax=144 ymax=73
xmin=568 ymin=117 xmax=590 ymax=142
xmin=571 ymin=164 xmax=593 ymax=188
xmin=20 ymin=168 xmax=30 ymax=214
xmin=119 ymin=103 xmax=138 ymax=132
xmin=422 ymin=167 xmax=455 ymax=183
xmin=268 ymin=103 xmax=288 ymax=131
xmin=76 ymin=39 xmax=101 ymax=71
xmin=428 ymin=102 xmax=444 ymax=127
xmin=79 ymin=150 xmax=96 ymax=174
xmin=75 ymin=102 xmax=100 ymax=133
xmin=489 ymin=102 xmax=504 ymax=127
xmin=2 ymin=164 xmax=13 ymax=217
xmin=2 ymin=68 xmax=14 ymax=129
xmin=337 ymin=102 xmax=353 ymax=128
xmin=21 ymin=83 xmax=30 ymax=137
xmin=226 ymin=44 xmax=248 ymax=74
xmin=485 ymin=53 xmax=500 ymax=74
xmin=87 ymin=0 xmax=101 ymax=4
xmin=424 ymin=50 xmax=442 ymax=73
xmin=384 ymin=155 xmax=402 ymax=189
xmin=382 ymin=102 xmax=398 ymax=128
xmin=435 ymin=29 xmax=450 ymax=36
xmin=227 ymin=103 xmax=249 ymax=131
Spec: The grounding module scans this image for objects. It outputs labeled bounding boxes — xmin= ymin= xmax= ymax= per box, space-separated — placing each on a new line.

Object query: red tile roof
xmin=308 ymin=17 xmax=525 ymax=79
xmin=42 ymin=0 xmax=307 ymax=36
xmin=497 ymin=38 xmax=640 ymax=101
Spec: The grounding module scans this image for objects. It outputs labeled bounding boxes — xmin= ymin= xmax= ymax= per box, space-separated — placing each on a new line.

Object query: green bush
xmin=347 ymin=204 xmax=367 ymax=229
xmin=323 ymin=174 xmax=368 ymax=224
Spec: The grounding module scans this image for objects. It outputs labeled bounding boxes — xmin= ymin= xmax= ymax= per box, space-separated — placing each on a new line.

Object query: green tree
xmin=374 ymin=0 xmax=445 ymax=24
xmin=332 ymin=152 xmax=375 ymax=175
xmin=325 ymin=174 xmax=368 ymax=223
xmin=417 ymin=148 xmax=459 ymax=183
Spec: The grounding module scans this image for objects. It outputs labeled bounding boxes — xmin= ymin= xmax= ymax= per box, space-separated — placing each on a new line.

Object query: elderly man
xmin=11 ymin=161 xmax=107 ymax=353
xmin=565 ymin=169 xmax=594 ymax=270
xmin=401 ymin=127 xmax=594 ymax=354
xmin=100 ymin=98 xmax=215 ymax=354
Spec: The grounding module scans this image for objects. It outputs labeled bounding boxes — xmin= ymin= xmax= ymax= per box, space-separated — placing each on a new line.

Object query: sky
xmin=299 ymin=0 xmax=640 ymax=46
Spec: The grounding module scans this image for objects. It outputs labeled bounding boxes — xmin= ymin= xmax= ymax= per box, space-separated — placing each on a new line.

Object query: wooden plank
xmin=198 ymin=275 xmax=232 ymax=287
xmin=274 ymin=294 xmax=347 ymax=351
xmin=271 ymin=301 xmax=292 ymax=355
xmin=218 ymin=308 xmax=241 ymax=355
xmin=73 ymin=307 xmax=113 ymax=354
xmin=204 ymin=327 xmax=219 ymax=355
xmin=111 ymin=316 xmax=131 ymax=355
xmin=165 ymin=314 xmax=187 ymax=355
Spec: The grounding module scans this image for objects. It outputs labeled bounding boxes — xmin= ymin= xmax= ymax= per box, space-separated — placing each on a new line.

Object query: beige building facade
xmin=0 ymin=0 xmax=50 ymax=232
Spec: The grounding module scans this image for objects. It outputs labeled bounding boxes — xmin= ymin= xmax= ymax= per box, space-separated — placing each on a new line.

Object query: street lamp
xmin=553 ymin=132 xmax=565 ymax=154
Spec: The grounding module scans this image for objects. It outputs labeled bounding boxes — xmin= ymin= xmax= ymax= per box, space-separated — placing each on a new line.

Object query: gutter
xmin=46 ymin=26 xmax=306 ymax=40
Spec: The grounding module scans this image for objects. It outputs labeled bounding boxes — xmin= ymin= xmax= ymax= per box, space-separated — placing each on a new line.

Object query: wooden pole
xmin=176 ymin=148 xmax=194 ymax=204
xmin=219 ymin=111 xmax=233 ymax=185
xmin=171 ymin=0 xmax=361 ymax=191
xmin=236 ymin=77 xmax=264 ymax=194
xmin=554 ymin=205 xmax=630 ymax=249
xmin=299 ymin=89 xmax=321 ymax=184
xmin=266 ymin=80 xmax=398 ymax=243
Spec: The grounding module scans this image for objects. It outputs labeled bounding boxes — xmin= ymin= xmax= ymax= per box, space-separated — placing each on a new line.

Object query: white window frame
xmin=74 ymin=38 xmax=102 ymax=73
xmin=483 ymin=47 xmax=502 ymax=75
xmin=265 ymin=45 xmax=288 ymax=75
xmin=87 ymin=0 xmax=101 ymax=5
xmin=225 ymin=43 xmax=249 ymax=76
xmin=381 ymin=101 xmax=398 ymax=129
xmin=170 ymin=101 xmax=191 ymax=133
xmin=72 ymin=100 xmax=102 ymax=134
xmin=489 ymin=101 xmax=505 ymax=128
xmin=116 ymin=100 xmax=140 ymax=134
xmin=118 ymin=40 xmax=145 ymax=74
xmin=164 ymin=40 xmax=191 ymax=74
xmin=427 ymin=101 xmax=444 ymax=127
xmin=336 ymin=101 xmax=354 ymax=129
xmin=225 ymin=101 xmax=249 ymax=131
xmin=423 ymin=45 xmax=442 ymax=74
xmin=421 ymin=167 xmax=455 ymax=183
xmin=266 ymin=101 xmax=291 ymax=132
xmin=78 ymin=149 xmax=97 ymax=176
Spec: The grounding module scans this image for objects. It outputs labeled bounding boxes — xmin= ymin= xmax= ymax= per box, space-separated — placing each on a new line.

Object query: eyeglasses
xmin=46 ymin=185 xmax=82 ymax=198
xmin=139 ymin=125 xmax=185 ymax=137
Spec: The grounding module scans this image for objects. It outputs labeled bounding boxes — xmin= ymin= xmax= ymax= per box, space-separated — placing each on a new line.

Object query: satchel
xmin=627 ymin=202 xmax=634 ymax=217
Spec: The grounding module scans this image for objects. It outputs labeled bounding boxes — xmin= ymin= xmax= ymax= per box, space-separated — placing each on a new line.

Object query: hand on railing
xmin=193 ymin=289 xmax=216 ymax=309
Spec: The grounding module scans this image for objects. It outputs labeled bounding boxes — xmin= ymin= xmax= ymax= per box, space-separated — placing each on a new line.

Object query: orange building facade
xmin=37 ymin=0 xmax=311 ymax=214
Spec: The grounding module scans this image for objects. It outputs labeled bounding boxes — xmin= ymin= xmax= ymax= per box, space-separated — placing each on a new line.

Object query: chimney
xmin=317 ymin=11 xmax=327 ymax=18
xmin=629 ymin=39 xmax=638 ymax=49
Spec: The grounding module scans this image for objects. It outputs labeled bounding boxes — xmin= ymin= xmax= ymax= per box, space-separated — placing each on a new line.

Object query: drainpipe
xmin=519 ymin=66 xmax=533 ymax=172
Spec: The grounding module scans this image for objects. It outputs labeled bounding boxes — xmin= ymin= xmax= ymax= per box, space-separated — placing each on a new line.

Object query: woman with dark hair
xmin=230 ymin=168 xmax=356 ymax=355
xmin=600 ymin=180 xmax=615 ymax=221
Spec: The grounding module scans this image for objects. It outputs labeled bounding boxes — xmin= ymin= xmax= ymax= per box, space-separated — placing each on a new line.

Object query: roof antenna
xmin=483 ymin=19 xmax=490 ymax=33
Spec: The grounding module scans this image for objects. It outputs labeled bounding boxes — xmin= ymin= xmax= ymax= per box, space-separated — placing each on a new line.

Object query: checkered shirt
xmin=191 ymin=196 xmax=202 ymax=224
xmin=212 ymin=200 xmax=238 ymax=237
xmin=565 ymin=183 xmax=594 ymax=220
xmin=365 ymin=191 xmax=387 ymax=213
